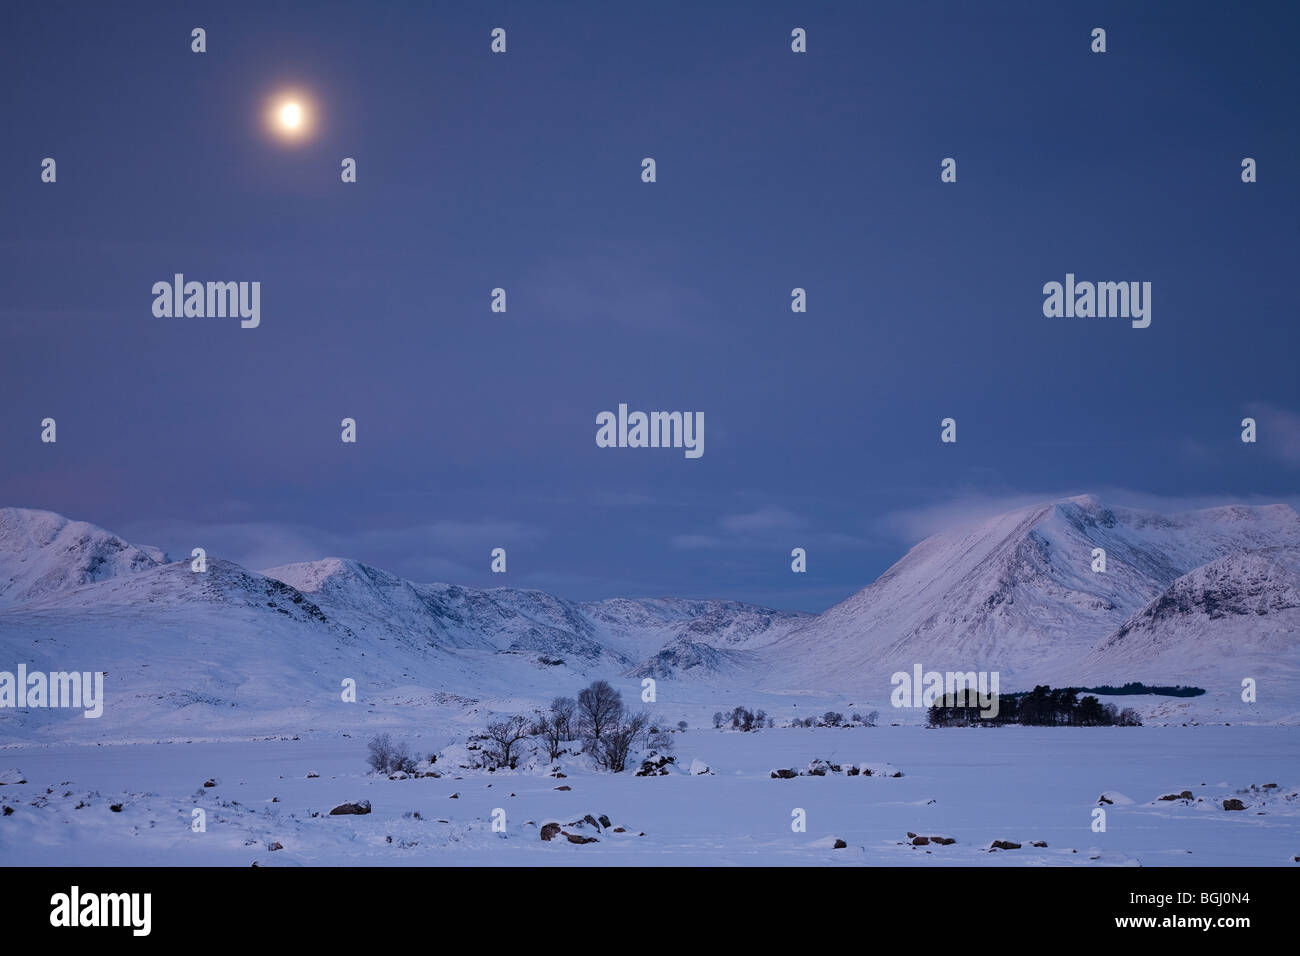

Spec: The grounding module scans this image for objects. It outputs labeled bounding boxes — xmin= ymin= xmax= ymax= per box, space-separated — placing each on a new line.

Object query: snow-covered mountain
xmin=2 ymin=496 xmax=1298 ymax=742
xmin=0 ymin=508 xmax=166 ymax=608
xmin=1071 ymin=548 xmax=1300 ymax=683
xmin=760 ymin=495 xmax=1300 ymax=692
xmin=0 ymin=510 xmax=808 ymax=741
xmin=262 ymin=557 xmax=808 ymax=673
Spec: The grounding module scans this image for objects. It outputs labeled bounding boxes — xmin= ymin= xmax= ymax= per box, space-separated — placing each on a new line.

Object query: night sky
xmin=3 ymin=1 xmax=1297 ymax=611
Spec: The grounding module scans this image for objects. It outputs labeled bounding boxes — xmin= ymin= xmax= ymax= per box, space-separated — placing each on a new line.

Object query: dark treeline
xmin=928 ymin=685 xmax=1142 ymax=727
xmin=1070 ymin=682 xmax=1204 ymax=698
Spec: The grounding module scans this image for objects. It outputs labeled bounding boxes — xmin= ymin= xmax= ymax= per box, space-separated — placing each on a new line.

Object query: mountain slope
xmin=0 ymin=508 xmax=162 ymax=608
xmin=1072 ymin=549 xmax=1300 ymax=681
xmin=760 ymin=495 xmax=1300 ymax=692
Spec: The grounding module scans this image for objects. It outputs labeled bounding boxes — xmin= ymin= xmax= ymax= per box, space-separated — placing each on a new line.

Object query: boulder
xmin=329 ymin=800 xmax=372 ymax=816
xmin=540 ymin=823 xmax=562 ymax=841
xmin=990 ymin=840 xmax=1021 ymax=850
xmin=1223 ymin=798 xmax=1246 ymax=811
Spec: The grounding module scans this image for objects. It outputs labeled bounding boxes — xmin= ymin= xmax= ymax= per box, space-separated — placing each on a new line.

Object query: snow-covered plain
xmin=1 ymin=726 xmax=1295 ymax=866
xmin=2 ymin=500 xmax=1298 ymax=866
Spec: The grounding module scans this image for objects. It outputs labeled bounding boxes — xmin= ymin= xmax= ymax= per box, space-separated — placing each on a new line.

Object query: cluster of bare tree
xmin=789 ymin=710 xmax=880 ymax=728
xmin=709 ymin=707 xmax=881 ymax=730
xmin=712 ymin=706 xmax=770 ymax=731
xmin=365 ymin=732 xmax=419 ymax=774
xmin=483 ymin=680 xmax=671 ymax=773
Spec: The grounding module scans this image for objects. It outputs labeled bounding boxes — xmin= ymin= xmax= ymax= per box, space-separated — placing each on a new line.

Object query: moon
xmin=264 ymin=91 xmax=315 ymax=143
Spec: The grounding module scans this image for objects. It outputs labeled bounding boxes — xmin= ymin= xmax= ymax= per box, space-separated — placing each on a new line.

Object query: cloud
xmin=1245 ymin=402 xmax=1300 ymax=467
xmin=523 ymin=247 xmax=710 ymax=333
xmin=877 ymin=486 xmax=1300 ymax=548
xmin=671 ymin=534 xmax=722 ymax=550
xmin=117 ymin=516 xmax=544 ymax=584
xmin=720 ymin=506 xmax=807 ymax=535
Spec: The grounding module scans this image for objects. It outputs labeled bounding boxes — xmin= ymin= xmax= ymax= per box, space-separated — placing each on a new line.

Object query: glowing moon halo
xmin=264 ymin=91 xmax=315 ymax=143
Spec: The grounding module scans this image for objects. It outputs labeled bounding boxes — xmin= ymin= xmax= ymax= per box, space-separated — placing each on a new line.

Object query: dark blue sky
xmin=3 ymin=1 xmax=1297 ymax=611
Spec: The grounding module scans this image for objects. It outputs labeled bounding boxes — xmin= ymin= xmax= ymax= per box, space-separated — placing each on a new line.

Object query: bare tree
xmin=533 ymin=708 xmax=566 ymax=762
xmin=484 ymin=714 xmax=533 ymax=770
xmin=577 ymin=680 xmax=624 ymax=761
xmin=366 ymin=733 xmax=395 ymax=773
xmin=550 ymin=696 xmax=576 ymax=741
xmin=601 ymin=708 xmax=651 ymax=773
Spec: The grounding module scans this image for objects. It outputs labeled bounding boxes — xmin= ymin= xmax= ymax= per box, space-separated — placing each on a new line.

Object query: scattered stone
xmin=2 ymin=806 xmax=13 ymax=816
xmin=771 ymin=769 xmax=798 ymax=779
xmin=1031 ymin=841 xmax=1048 ymax=848
xmin=109 ymin=803 xmax=123 ymax=813
xmin=689 ymin=759 xmax=711 ymax=775
xmin=636 ymin=754 xmax=676 ymax=776
xmin=1098 ymin=795 xmax=1113 ymax=805
xmin=833 ymin=839 xmax=848 ymax=849
xmin=203 ymin=779 xmax=217 ymax=788
xmin=990 ymin=840 xmax=1021 ymax=850
xmin=906 ymin=831 xmax=917 ymax=838
xmin=1223 ymin=799 xmax=1246 ymax=811
xmin=564 ymin=832 xmax=598 ymax=845
xmin=912 ymin=836 xmax=930 ymax=846
xmin=540 ymin=823 xmax=562 ymax=841
xmin=306 ymin=772 xmax=319 ymax=778
xmin=931 ymin=836 xmax=956 ymax=845
xmin=583 ymin=814 xmax=601 ymax=830
xmin=554 ymin=785 xmax=571 ymax=791
xmin=449 ymin=793 xmax=459 ymax=799
xmin=1263 ymin=783 xmax=1278 ymax=789
xmin=598 ymin=814 xmax=612 ymax=829
xmin=268 ymin=842 xmax=283 ymax=852
xmin=613 ymin=827 xmax=626 ymax=833
xmin=329 ymin=800 xmax=372 ymax=816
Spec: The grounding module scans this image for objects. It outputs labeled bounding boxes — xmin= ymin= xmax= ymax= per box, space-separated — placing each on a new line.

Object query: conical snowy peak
xmin=760 ymin=496 xmax=1300 ymax=691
